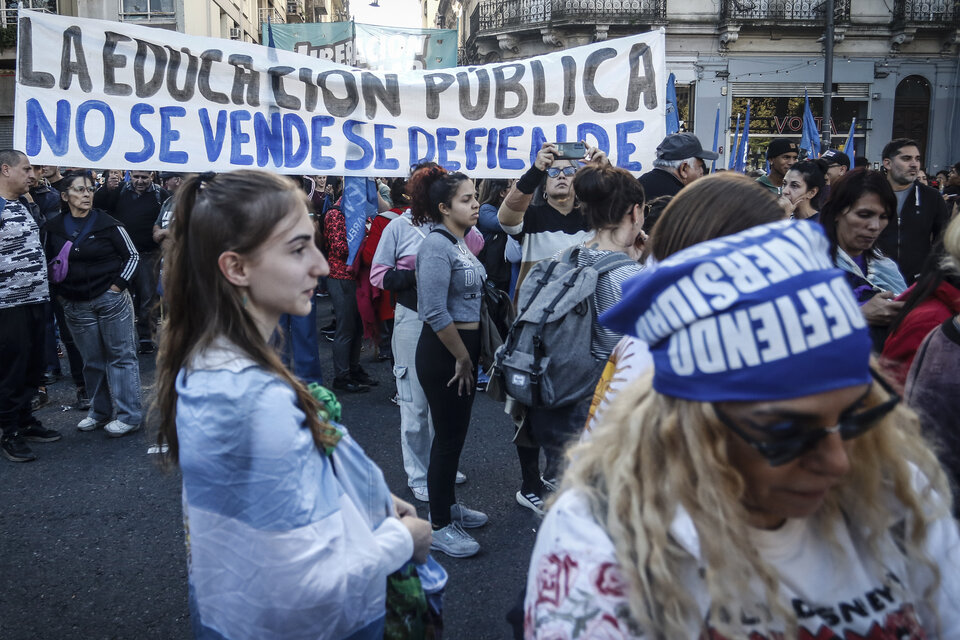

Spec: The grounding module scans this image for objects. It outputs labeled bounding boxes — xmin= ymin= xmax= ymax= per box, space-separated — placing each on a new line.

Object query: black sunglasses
xmin=713 ymin=369 xmax=900 ymax=467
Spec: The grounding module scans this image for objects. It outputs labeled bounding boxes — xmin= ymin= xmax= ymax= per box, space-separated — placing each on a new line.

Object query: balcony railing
xmin=1 ymin=0 xmax=56 ymax=28
xmin=893 ymin=0 xmax=959 ymax=25
xmin=259 ymin=7 xmax=286 ymax=28
xmin=721 ymin=0 xmax=851 ymax=25
xmin=478 ymin=0 xmax=665 ymax=32
xmin=552 ymin=0 xmax=666 ymax=23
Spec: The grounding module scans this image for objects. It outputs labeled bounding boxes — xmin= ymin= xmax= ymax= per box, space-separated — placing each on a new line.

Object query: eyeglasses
xmin=546 ymin=166 xmax=577 ymax=178
xmin=69 ymin=186 xmax=96 ymax=194
xmin=713 ymin=369 xmax=900 ymax=467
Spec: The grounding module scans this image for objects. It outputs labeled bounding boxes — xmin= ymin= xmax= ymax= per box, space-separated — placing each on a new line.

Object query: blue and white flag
xmin=728 ymin=114 xmax=741 ymax=171
xmin=343 ymin=177 xmax=377 ymax=266
xmin=734 ymin=101 xmax=750 ymax=173
xmin=843 ymin=118 xmax=857 ymax=169
xmin=800 ymin=91 xmax=821 ymax=159
xmin=666 ymin=73 xmax=680 ymax=135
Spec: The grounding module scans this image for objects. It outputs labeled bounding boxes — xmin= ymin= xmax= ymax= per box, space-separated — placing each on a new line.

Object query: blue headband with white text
xmin=600 ymin=220 xmax=872 ymax=402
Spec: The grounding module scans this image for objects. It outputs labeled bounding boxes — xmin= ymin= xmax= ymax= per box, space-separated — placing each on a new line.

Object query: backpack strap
xmin=402 ymin=216 xmax=427 ymax=238
xmin=430 ymin=227 xmax=459 ymax=244
xmin=591 ymin=251 xmax=638 ymax=274
xmin=531 ymin=266 xmax=585 ymax=368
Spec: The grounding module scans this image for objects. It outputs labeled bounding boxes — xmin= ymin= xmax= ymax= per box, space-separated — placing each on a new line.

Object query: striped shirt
xmin=573 ymin=246 xmax=644 ymax=358
xmin=501 ymin=202 xmax=591 ymax=291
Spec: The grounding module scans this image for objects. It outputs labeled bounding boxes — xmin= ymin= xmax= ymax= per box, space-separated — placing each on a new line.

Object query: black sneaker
xmin=75 ymin=386 xmax=91 ymax=411
xmin=31 ymin=387 xmax=48 ymax=410
xmin=332 ymin=377 xmax=370 ymax=393
xmin=21 ymin=418 xmax=62 ymax=443
xmin=1 ymin=433 xmax=37 ymax=462
xmin=350 ymin=368 xmax=379 ymax=387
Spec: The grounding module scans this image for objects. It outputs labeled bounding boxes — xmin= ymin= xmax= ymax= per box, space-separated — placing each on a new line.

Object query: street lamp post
xmin=822 ymin=0 xmax=834 ymax=149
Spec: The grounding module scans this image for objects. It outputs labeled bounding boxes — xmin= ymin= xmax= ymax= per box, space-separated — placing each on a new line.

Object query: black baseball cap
xmin=158 ymin=171 xmax=183 ymax=180
xmin=821 ymin=149 xmax=850 ymax=167
xmin=656 ymin=133 xmax=719 ymax=162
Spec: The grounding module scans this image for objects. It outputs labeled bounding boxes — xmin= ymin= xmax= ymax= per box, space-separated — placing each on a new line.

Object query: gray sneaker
xmin=450 ymin=502 xmax=488 ymax=529
xmin=430 ymin=522 xmax=480 ymax=558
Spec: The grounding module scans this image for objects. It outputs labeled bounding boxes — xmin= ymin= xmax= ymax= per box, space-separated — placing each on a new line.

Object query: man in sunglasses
xmin=638 ymin=132 xmax=718 ymax=200
xmin=498 ymin=142 xmax=599 ymax=293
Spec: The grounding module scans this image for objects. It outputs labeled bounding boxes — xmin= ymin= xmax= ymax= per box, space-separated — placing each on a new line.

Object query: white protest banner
xmin=15 ymin=9 xmax=665 ymax=177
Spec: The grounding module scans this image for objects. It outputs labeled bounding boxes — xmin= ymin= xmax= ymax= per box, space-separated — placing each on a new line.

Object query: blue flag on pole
xmin=800 ymin=91 xmax=821 ymax=159
xmin=266 ymin=12 xmax=276 ymax=48
xmin=711 ymin=105 xmax=720 ymax=172
xmin=728 ymin=114 xmax=740 ymax=170
xmin=735 ymin=101 xmax=751 ymax=173
xmin=666 ymin=73 xmax=680 ymax=136
xmin=343 ymin=177 xmax=377 ymax=267
xmin=843 ymin=118 xmax=857 ymax=169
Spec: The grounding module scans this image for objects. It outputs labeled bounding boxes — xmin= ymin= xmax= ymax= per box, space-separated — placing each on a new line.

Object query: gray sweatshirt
xmin=416 ymin=228 xmax=487 ymax=332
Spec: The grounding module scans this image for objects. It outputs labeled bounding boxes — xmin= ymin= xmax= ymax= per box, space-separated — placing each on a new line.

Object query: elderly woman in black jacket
xmin=44 ymin=172 xmax=142 ymax=438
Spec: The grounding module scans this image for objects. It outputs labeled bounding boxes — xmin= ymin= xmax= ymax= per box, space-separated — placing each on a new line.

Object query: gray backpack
xmin=493 ymin=246 xmax=635 ymax=408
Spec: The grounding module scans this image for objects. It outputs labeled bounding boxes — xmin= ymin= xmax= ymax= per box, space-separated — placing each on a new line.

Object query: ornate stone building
xmin=459 ymin=0 xmax=960 ymax=171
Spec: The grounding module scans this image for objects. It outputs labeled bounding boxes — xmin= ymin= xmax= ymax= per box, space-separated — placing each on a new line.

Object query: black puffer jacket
xmin=43 ymin=209 xmax=139 ymax=301
xmin=877 ymin=182 xmax=949 ymax=285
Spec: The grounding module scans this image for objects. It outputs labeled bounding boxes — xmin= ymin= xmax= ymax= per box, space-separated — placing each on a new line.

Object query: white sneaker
xmin=455 ymin=470 xmax=467 ymax=484
xmin=411 ymin=486 xmax=429 ymax=502
xmin=430 ymin=522 xmax=480 ymax=558
xmin=105 ymin=420 xmax=140 ymax=438
xmin=77 ymin=417 xmax=107 ymax=432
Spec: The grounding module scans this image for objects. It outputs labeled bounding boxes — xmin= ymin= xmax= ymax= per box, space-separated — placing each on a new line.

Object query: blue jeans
xmin=278 ymin=299 xmax=324 ymax=386
xmin=61 ymin=289 xmax=143 ymax=425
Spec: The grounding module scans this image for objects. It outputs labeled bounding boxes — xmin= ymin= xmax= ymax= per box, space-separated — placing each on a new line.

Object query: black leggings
xmin=416 ymin=326 xmax=480 ymax=528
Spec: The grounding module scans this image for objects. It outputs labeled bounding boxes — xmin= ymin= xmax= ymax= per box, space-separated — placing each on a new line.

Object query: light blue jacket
xmin=836 ymin=247 xmax=908 ymax=296
xmin=177 ymin=341 xmax=412 ymax=640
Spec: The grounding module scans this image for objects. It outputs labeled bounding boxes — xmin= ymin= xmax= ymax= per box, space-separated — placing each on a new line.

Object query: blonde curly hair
xmin=561 ymin=366 xmax=953 ymax=639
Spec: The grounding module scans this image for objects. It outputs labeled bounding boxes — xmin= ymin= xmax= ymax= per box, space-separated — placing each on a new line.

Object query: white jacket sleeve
xmin=525 ymin=491 xmax=642 ymax=639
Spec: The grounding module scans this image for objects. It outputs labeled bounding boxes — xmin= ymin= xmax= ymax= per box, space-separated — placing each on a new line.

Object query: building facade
xmin=460 ymin=0 xmax=960 ymax=173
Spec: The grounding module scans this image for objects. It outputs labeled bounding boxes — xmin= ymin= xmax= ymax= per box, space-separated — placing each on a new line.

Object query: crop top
xmin=416 ymin=228 xmax=487 ymax=332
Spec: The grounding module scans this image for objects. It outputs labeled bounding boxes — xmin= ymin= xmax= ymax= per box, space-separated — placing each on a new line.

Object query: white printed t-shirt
xmin=525 ymin=490 xmax=960 ymax=639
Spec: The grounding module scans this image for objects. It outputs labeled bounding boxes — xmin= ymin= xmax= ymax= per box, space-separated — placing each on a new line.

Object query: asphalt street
xmin=1 ymin=297 xmax=539 ymax=639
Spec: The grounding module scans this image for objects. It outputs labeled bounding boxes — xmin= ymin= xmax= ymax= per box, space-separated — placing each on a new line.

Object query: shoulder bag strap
xmin=402 ymin=216 xmax=427 ymax=239
xmin=71 ymin=211 xmax=98 ymax=245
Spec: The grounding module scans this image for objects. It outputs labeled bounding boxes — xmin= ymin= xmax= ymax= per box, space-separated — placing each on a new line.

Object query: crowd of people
xmin=1 ymin=131 xmax=959 ymax=638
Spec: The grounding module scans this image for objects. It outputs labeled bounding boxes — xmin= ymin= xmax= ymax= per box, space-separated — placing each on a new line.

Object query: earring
xmin=242 ymin=293 xmax=248 ymax=308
